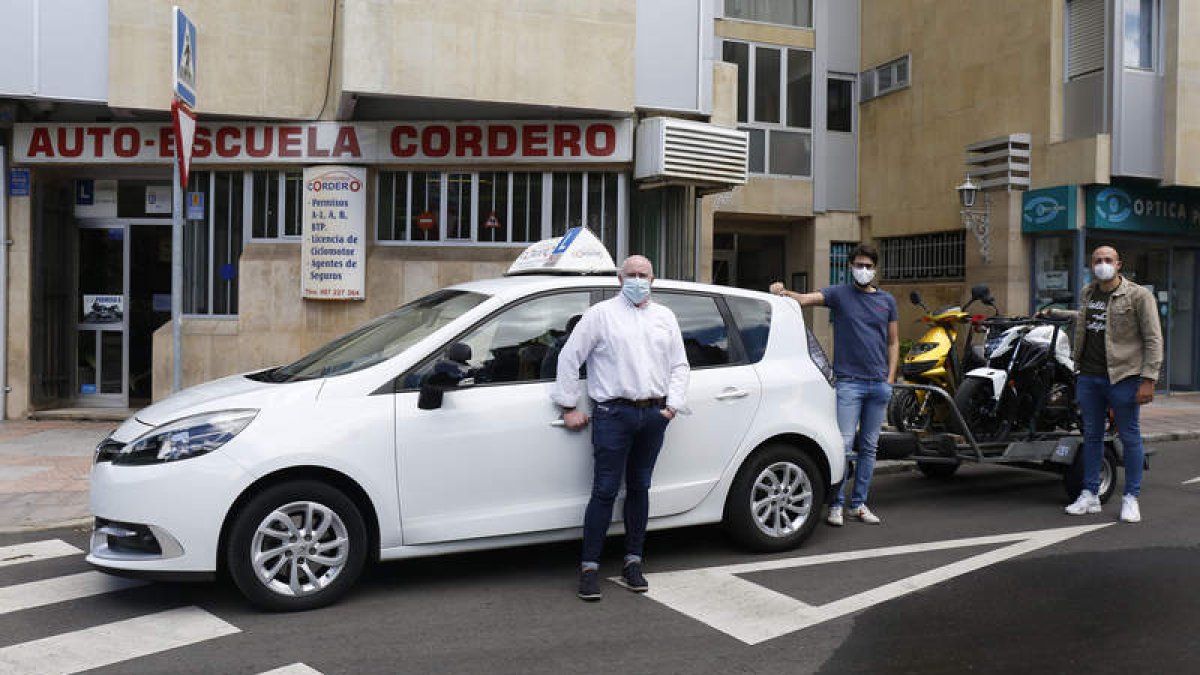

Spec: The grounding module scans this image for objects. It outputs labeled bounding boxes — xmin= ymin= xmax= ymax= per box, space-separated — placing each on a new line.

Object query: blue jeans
xmin=581 ymin=402 xmax=671 ymax=566
xmin=833 ymin=379 xmax=892 ymax=509
xmin=1077 ymin=374 xmax=1145 ymax=497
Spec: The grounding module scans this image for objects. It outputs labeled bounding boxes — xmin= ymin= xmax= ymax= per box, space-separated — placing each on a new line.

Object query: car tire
xmin=1063 ymin=444 xmax=1118 ymax=504
xmin=227 ymin=480 xmax=368 ymax=612
xmin=724 ymin=444 xmax=826 ymax=553
xmin=916 ymin=460 xmax=959 ymax=479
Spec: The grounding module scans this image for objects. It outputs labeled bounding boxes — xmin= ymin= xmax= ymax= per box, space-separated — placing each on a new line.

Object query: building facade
xmin=0 ymin=0 xmax=859 ymax=417
xmin=858 ymin=0 xmax=1200 ymax=391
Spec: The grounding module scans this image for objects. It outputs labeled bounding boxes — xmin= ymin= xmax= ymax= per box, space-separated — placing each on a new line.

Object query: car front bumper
xmin=86 ymin=451 xmax=250 ymax=574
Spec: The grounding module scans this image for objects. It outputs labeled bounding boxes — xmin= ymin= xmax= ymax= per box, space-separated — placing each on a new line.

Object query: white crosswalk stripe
xmin=0 ymin=540 xmax=82 ymax=569
xmin=0 ymin=571 xmax=146 ymax=615
xmin=258 ymin=664 xmax=325 ymax=675
xmin=0 ymin=606 xmax=240 ymax=674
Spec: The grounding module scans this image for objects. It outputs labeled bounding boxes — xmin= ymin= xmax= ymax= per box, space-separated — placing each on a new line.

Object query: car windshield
xmin=255 ymin=290 xmax=489 ymax=382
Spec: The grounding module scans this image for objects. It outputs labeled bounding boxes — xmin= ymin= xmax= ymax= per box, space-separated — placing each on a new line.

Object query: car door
xmin=647 ymin=291 xmax=763 ymax=516
xmin=394 ymin=289 xmax=597 ymax=544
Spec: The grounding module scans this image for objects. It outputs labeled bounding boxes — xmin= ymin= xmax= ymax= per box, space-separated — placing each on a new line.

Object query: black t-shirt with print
xmin=1078 ymin=288 xmax=1112 ymax=376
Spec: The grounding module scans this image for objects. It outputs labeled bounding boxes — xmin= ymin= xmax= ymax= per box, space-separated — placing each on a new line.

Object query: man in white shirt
xmin=552 ymin=255 xmax=690 ymax=601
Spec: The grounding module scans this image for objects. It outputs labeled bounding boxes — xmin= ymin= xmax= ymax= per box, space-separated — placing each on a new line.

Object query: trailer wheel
xmin=916 ymin=461 xmax=959 ymax=479
xmin=1063 ymin=444 xmax=1118 ymax=504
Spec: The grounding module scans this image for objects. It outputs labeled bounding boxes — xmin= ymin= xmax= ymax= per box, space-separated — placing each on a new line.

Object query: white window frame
xmin=1121 ymin=0 xmax=1159 ymax=72
xmin=374 ymin=170 xmax=628 ymax=249
xmin=183 ymin=170 xmax=242 ymax=319
xmin=245 ymin=170 xmax=303 ymax=243
xmin=722 ymin=38 xmax=814 ymax=178
xmin=860 ymin=54 xmax=911 ymax=102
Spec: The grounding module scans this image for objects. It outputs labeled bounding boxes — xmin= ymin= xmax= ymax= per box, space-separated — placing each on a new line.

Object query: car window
xmin=653 ymin=292 xmax=732 ymax=368
xmin=257 ymin=290 xmax=489 ymax=382
xmin=726 ymin=295 xmax=772 ymax=364
xmin=408 ymin=291 xmax=593 ymax=387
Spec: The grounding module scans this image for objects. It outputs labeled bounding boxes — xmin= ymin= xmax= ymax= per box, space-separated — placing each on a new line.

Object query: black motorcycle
xmin=953 ymin=299 xmax=1080 ymax=444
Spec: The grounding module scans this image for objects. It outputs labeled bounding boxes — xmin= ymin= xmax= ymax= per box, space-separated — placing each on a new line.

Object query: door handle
xmin=715 ymin=389 xmax=750 ymax=400
xmin=550 ymin=419 xmax=567 ymax=427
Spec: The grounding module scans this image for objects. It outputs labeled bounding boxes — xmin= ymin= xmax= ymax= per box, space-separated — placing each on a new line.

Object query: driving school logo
xmin=1094 ymin=187 xmax=1133 ymax=223
xmin=1023 ymin=195 xmax=1066 ymax=226
xmin=307 ymin=170 xmax=362 ymax=193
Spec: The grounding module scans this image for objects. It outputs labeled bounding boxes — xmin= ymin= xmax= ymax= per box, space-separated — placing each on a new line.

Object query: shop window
xmin=724 ymin=0 xmax=813 ymax=28
xmin=879 ymin=232 xmax=965 ymax=282
xmin=376 ymin=171 xmax=623 ymax=251
xmin=722 ymin=39 xmax=813 ymax=177
xmin=183 ymin=171 xmax=244 ymax=316
xmin=116 ymin=180 xmax=172 ymax=218
xmin=249 ymin=170 xmax=302 ymax=240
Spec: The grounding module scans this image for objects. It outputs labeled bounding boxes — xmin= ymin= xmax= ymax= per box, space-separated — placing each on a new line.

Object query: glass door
xmin=77 ymin=222 xmax=127 ymax=406
xmin=1169 ymin=249 xmax=1198 ymax=390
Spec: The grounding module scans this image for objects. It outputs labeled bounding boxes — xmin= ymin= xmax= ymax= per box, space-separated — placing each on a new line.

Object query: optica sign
xmin=11 ymin=120 xmax=633 ymax=165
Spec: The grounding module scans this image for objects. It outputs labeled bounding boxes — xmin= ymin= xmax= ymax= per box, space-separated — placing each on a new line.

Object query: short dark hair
xmin=849 ymin=244 xmax=879 ymax=266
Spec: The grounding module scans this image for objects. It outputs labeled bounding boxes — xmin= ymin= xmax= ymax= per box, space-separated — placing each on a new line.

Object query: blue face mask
xmin=622 ymin=277 xmax=651 ymax=305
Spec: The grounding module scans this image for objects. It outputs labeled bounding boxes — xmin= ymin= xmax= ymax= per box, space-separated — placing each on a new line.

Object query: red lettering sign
xmin=215 ymin=127 xmax=239 ymax=158
xmin=553 ymin=125 xmax=582 ymax=157
xmin=26 ymin=128 xmax=53 ymax=157
xmin=455 ymin=126 xmax=483 ymax=157
xmin=423 ymin=126 xmax=451 ymax=158
xmin=333 ymin=127 xmax=361 ymax=157
xmin=390 ymin=125 xmax=417 ymax=157
xmin=245 ymin=128 xmax=273 ymax=158
xmin=86 ymin=128 xmax=112 ymax=156
xmin=57 ymin=128 xmax=84 ymax=158
xmin=279 ymin=126 xmax=302 ymax=157
xmin=487 ymin=125 xmax=517 ymax=157
xmin=522 ymin=124 xmax=549 ymax=157
xmin=113 ymin=128 xmax=139 ymax=158
xmin=306 ymin=127 xmax=330 ymax=158
xmin=585 ymin=124 xmax=616 ymax=156
xmin=193 ymin=127 xmax=212 ymax=158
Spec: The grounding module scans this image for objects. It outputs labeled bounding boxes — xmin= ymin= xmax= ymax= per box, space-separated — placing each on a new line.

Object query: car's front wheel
xmin=227 ymin=480 xmax=368 ymax=611
xmin=724 ymin=444 xmax=825 ymax=552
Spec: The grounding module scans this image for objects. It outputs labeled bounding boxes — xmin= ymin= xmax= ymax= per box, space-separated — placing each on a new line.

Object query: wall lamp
xmin=957 ymin=175 xmax=992 ymax=263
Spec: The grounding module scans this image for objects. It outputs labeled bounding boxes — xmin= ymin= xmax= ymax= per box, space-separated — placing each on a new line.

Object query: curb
xmin=0 ymin=517 xmax=92 ymax=535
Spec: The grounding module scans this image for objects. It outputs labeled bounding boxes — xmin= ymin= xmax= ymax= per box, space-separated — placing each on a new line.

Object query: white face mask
xmin=621 ymin=276 xmax=651 ymax=305
xmin=852 ymin=267 xmax=876 ymax=286
xmin=1093 ymin=262 xmax=1117 ymax=281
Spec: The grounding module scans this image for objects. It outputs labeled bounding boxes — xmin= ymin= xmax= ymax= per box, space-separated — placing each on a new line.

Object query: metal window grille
xmin=829 ymin=241 xmax=857 ymax=285
xmin=879 ymin=232 xmax=965 ymax=281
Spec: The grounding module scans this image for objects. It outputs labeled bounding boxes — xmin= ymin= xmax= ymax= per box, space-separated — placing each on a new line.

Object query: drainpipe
xmin=0 ymin=148 xmax=8 ymax=420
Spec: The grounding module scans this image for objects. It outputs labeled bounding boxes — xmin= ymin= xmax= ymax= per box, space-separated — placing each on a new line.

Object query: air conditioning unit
xmin=634 ymin=117 xmax=748 ymax=190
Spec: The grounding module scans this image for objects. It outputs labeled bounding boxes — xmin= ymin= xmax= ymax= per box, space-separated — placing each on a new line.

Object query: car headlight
xmin=113 ymin=409 xmax=258 ymax=466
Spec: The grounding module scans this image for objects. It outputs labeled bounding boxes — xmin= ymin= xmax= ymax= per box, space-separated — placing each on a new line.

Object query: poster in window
xmin=301 ymin=165 xmax=367 ymax=300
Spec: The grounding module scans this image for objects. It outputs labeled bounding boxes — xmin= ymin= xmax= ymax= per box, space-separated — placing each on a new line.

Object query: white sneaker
xmin=1120 ymin=495 xmax=1141 ymax=523
xmin=1065 ymin=490 xmax=1101 ymax=515
xmin=826 ymin=506 xmax=844 ymax=527
xmin=850 ymin=505 xmax=881 ymax=524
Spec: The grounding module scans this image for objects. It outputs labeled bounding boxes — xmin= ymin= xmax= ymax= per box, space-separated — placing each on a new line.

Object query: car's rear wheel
xmin=227 ymin=480 xmax=367 ymax=611
xmin=724 ymin=444 xmax=825 ymax=552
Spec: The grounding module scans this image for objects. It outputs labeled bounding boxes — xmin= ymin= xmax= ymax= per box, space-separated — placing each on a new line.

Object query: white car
xmin=88 ymin=235 xmax=843 ymax=611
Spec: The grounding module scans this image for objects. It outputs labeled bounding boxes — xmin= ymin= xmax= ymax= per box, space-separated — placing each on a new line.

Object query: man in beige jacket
xmin=1045 ymin=245 xmax=1162 ymax=523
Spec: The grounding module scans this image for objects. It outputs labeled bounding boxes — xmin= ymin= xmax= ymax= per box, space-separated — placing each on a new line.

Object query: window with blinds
xmin=1067 ymin=0 xmax=1105 ymax=80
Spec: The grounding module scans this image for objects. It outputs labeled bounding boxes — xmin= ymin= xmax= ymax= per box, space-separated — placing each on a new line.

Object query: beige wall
xmin=4 ymin=192 xmax=32 ymax=420
xmin=859 ymin=0 xmax=1060 ymax=328
xmin=342 ymin=0 xmax=635 ymax=113
xmin=151 ymin=244 xmax=516 ymax=401
xmin=109 ymin=0 xmax=337 ymax=118
xmin=714 ymin=18 xmax=814 ymax=49
xmin=1163 ymin=0 xmax=1200 ymax=186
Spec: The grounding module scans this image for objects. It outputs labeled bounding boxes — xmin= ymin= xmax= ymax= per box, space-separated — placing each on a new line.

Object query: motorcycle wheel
xmin=887 ymin=387 xmax=931 ymax=432
xmin=953 ymin=377 xmax=1011 ymax=443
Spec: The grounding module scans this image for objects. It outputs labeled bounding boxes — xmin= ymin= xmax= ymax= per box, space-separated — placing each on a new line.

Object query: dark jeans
xmin=1077 ymin=374 xmax=1144 ymax=497
xmin=581 ymin=401 xmax=671 ymax=566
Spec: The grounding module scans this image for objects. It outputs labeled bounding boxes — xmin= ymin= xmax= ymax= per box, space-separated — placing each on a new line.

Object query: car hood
xmin=130 ymin=372 xmax=322 ymax=429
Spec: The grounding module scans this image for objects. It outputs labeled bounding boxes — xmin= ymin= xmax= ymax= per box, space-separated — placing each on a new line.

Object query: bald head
xmin=1091 ymin=246 xmax=1120 ymax=266
xmin=620 ymin=255 xmax=654 ymax=281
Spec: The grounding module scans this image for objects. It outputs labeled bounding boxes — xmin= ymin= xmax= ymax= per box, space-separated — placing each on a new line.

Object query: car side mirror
xmin=417 ymin=343 xmax=474 ymax=410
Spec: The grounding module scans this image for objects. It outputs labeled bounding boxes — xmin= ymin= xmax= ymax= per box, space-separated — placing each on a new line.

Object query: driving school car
xmin=88 ymin=229 xmax=843 ymax=610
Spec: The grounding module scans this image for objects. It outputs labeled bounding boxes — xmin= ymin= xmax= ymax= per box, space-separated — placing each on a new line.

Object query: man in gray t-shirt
xmin=770 ymin=244 xmax=899 ymax=528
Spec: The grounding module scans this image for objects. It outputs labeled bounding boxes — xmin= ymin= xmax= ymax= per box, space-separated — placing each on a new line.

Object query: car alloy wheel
xmin=251 ymin=500 xmax=350 ymax=598
xmin=228 ymin=480 xmax=367 ymax=611
xmin=751 ymin=461 xmax=813 ymax=538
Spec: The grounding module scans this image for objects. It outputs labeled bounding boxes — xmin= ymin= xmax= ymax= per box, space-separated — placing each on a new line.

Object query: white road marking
xmin=0 ymin=572 xmax=146 ymax=615
xmin=258 ymin=664 xmax=325 ymax=675
xmin=0 ymin=540 xmax=82 ymax=568
xmin=1183 ymin=476 xmax=1200 ymax=485
xmin=635 ymin=524 xmax=1112 ymax=645
xmin=0 ymin=606 xmax=239 ymax=674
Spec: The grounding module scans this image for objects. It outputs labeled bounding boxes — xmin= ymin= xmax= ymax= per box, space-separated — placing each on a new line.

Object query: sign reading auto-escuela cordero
xmin=301 ymin=166 xmax=367 ymax=301
xmin=11 ymin=120 xmax=633 ymax=164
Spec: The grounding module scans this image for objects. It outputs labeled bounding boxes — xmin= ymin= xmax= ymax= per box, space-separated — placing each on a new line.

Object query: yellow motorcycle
xmin=887 ymin=285 xmax=995 ymax=432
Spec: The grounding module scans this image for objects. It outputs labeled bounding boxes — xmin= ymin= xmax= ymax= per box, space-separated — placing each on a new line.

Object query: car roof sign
xmin=505 ymin=227 xmax=618 ymax=276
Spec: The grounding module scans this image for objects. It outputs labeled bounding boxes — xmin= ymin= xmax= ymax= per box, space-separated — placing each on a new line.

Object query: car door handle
xmin=715 ymin=388 xmax=750 ymax=400
xmin=550 ymin=419 xmax=567 ymax=427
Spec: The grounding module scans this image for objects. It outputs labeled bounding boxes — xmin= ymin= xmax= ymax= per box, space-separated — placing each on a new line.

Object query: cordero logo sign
xmin=307 ymin=170 xmax=362 ymax=193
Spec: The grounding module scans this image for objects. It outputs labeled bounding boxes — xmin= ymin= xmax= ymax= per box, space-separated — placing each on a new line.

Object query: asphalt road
xmin=2 ymin=440 xmax=1198 ymax=674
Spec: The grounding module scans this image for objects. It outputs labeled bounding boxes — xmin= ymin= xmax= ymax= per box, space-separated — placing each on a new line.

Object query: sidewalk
xmin=2 ymin=393 xmax=1198 ymax=533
